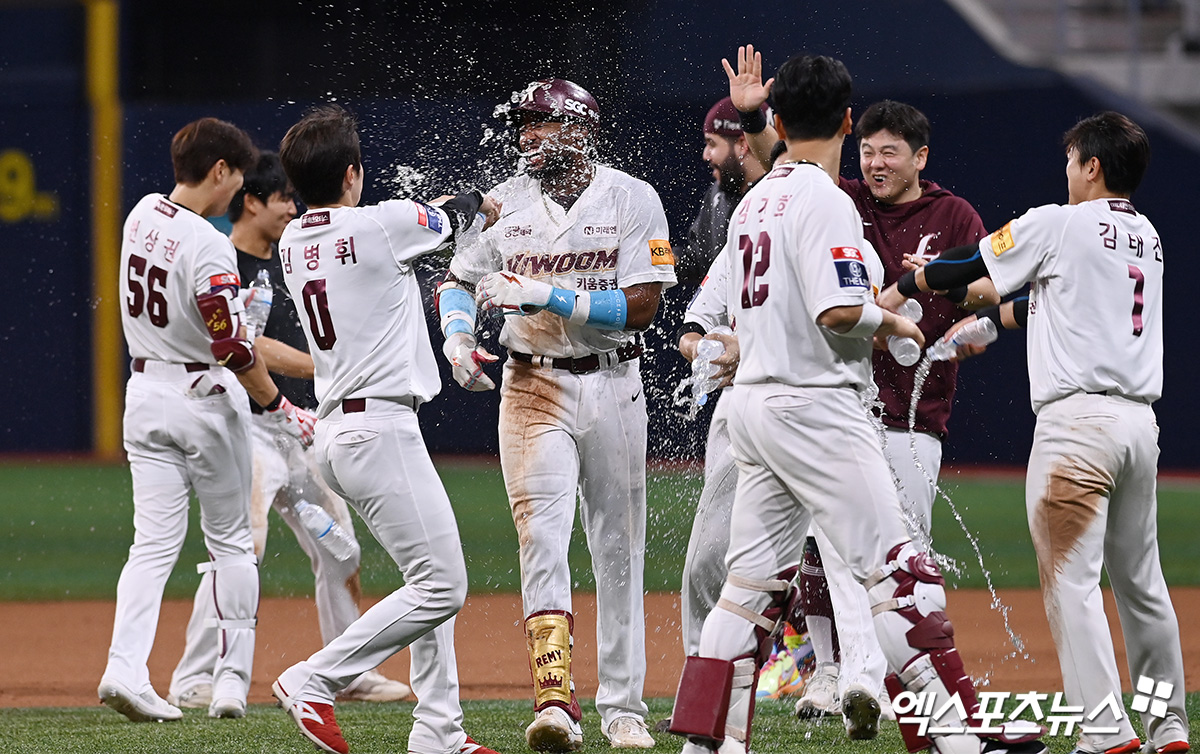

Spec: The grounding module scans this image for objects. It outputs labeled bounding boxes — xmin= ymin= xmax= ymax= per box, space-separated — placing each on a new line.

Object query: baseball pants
xmin=274 ymin=399 xmax=468 ymax=754
xmin=104 ymin=363 xmax=259 ymax=704
xmin=681 ymin=391 xmax=736 ymax=657
xmin=499 ymin=357 xmax=649 ymax=729
xmin=699 ymin=383 xmax=910 ymax=671
xmin=882 ymin=427 xmax=942 ymax=542
xmin=1027 ymin=393 xmax=1188 ymax=752
xmin=170 ymin=416 xmax=363 ymax=699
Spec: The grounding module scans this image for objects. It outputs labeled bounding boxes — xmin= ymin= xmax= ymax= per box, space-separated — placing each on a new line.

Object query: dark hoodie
xmin=840 ymin=177 xmax=987 ymax=438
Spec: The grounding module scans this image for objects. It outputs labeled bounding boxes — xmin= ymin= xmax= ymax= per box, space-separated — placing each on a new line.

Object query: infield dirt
xmin=4 ymin=588 xmax=1199 ymax=707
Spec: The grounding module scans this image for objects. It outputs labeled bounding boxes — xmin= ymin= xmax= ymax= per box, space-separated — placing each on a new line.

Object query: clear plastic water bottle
xmin=887 ymin=298 xmax=924 ymax=367
xmin=454 ymin=211 xmax=487 ymax=249
xmin=692 ymin=325 xmax=734 ymax=406
xmin=244 ymin=269 xmax=273 ymax=341
xmin=294 ymin=499 xmax=359 ymax=561
xmin=927 ymin=317 xmax=999 ymax=362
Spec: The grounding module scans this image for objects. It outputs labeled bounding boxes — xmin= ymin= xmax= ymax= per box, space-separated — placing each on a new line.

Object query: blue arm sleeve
xmin=438 ymin=287 xmax=476 ymax=337
xmin=542 ymin=288 xmax=629 ymax=330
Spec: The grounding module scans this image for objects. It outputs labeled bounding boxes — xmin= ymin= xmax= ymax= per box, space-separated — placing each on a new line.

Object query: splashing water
xmin=905 ymin=353 xmax=1030 ymax=669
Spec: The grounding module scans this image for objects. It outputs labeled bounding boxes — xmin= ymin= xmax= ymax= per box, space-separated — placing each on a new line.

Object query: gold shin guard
xmin=526 ymin=611 xmax=573 ymax=711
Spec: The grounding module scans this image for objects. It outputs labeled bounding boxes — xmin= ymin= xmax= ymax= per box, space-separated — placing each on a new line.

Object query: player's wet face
xmin=859 ymin=129 xmax=927 ymax=205
xmin=518 ymin=119 xmax=587 ymax=178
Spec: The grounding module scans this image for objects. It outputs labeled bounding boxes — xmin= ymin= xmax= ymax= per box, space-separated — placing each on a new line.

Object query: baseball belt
xmin=509 ymin=341 xmax=643 ymax=375
xmin=131 ymin=358 xmax=209 ymax=373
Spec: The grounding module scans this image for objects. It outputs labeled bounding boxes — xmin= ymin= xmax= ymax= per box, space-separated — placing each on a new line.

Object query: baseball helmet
xmin=505 ymin=78 xmax=600 ymax=127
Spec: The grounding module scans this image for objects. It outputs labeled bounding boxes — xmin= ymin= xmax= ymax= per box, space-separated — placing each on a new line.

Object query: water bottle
xmin=887 ymin=298 xmax=924 ymax=367
xmin=927 ymin=317 xmax=999 ymax=362
xmin=244 ymin=269 xmax=273 ymax=341
xmin=294 ymin=500 xmax=359 ymax=561
xmin=692 ymin=325 xmax=733 ymax=406
xmin=454 ymin=211 xmax=488 ymax=249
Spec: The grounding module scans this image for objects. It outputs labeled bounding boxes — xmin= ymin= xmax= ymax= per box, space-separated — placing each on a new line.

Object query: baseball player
xmin=268 ymin=104 xmax=501 ymax=754
xmin=438 ymin=79 xmax=674 ymax=751
xmin=167 ymin=152 xmax=410 ymax=710
xmin=100 ymin=118 xmax=315 ymax=722
xmin=880 ymin=111 xmax=1188 ymax=754
xmin=667 ymin=54 xmax=1044 ymax=754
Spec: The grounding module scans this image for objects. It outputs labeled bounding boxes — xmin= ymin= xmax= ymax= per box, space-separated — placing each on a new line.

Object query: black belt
xmin=1085 ymin=389 xmax=1150 ymax=403
xmin=132 ymin=358 xmax=208 ymax=373
xmin=510 ymin=342 xmax=643 ymax=375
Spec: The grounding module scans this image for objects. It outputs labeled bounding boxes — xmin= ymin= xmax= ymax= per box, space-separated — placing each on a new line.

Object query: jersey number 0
xmin=301 ymin=279 xmax=337 ymax=350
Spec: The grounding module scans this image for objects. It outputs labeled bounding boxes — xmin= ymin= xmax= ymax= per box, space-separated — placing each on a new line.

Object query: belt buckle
xmin=568 ymin=358 xmax=593 ymax=375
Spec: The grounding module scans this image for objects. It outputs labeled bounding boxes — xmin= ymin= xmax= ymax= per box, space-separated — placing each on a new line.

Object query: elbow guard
xmin=197 ymin=289 xmax=256 ymax=372
xmin=923 ymin=244 xmax=989 ymax=290
xmin=543 ymin=288 xmax=628 ymax=330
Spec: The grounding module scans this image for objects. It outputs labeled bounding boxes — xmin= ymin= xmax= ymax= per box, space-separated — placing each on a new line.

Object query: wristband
xmin=1011 ymin=296 xmax=1030 ymax=328
xmin=975 ymin=305 xmax=1003 ymax=328
xmin=942 ymin=286 xmax=968 ymax=304
xmin=837 ymin=302 xmax=885 ymax=338
xmin=262 ymin=391 xmax=284 ymax=412
xmin=897 ymin=270 xmax=921 ymax=298
xmin=543 ymin=287 xmax=628 ymax=330
xmin=738 ymin=107 xmax=768 ymax=135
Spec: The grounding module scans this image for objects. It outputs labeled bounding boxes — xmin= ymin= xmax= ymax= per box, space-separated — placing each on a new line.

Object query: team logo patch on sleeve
xmin=649 ymin=239 xmax=675 ymax=266
xmin=208 ymin=273 xmax=240 ymax=288
xmin=414 ymin=202 xmax=444 ymax=234
xmin=831 ymin=247 xmax=869 ymax=288
xmin=990 ymin=222 xmax=1016 ymax=257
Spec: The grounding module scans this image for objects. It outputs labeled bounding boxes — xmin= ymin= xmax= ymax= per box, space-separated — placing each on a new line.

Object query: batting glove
xmin=265 ymin=395 xmax=317 ymax=448
xmin=442 ymin=332 xmax=498 ymax=391
xmin=475 ymin=271 xmax=554 ymax=316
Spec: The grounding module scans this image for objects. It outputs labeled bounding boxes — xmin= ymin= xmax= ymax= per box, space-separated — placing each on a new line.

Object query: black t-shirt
xmin=237 ymin=247 xmax=318 ymax=412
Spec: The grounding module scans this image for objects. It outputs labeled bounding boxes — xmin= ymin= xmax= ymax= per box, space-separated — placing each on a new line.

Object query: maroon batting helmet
xmin=506 ymin=78 xmax=600 ymax=127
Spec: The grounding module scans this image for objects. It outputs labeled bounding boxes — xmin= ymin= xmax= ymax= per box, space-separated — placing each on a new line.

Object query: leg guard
xmin=668 ymin=655 xmax=756 ymax=753
xmin=867 ymin=542 xmax=978 ymax=754
xmin=714 ymin=567 xmax=798 ymax=667
xmin=526 ymin=611 xmax=582 ymax=721
xmin=798 ymin=537 xmax=840 ymax=663
xmin=206 ymin=552 xmax=259 ymax=703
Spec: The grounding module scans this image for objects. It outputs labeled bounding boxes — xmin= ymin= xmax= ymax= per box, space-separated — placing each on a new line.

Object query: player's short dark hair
xmin=1062 ymin=111 xmax=1150 ymax=196
xmin=228 ymin=152 xmax=292 ymax=223
xmin=170 ymin=118 xmax=257 ymax=185
xmin=770 ymin=54 xmax=852 ymax=141
xmin=855 ymin=100 xmax=931 ymax=152
xmin=279 ymin=105 xmax=362 ymax=206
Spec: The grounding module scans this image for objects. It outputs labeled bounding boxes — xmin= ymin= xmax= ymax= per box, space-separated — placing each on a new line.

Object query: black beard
xmin=716 ymin=157 xmax=746 ymax=195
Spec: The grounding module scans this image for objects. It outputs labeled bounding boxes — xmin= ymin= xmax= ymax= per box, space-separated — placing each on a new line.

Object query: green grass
xmin=2 ymin=460 xmax=1199 ymax=601
xmin=0 ymin=694 xmax=1194 ymax=754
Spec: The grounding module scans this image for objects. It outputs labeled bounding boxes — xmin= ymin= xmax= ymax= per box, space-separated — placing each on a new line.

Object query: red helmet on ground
xmin=506 ymin=78 xmax=600 ymax=127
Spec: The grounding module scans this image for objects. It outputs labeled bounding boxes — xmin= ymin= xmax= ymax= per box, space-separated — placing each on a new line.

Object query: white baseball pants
xmin=274 ymin=400 xmax=468 ymax=754
xmin=170 ymin=416 xmax=363 ymax=699
xmin=1028 ymin=393 xmax=1187 ymax=752
xmin=499 ymin=358 xmax=649 ymax=729
xmin=882 ymin=427 xmax=943 ymax=541
xmin=104 ymin=363 xmax=259 ymax=704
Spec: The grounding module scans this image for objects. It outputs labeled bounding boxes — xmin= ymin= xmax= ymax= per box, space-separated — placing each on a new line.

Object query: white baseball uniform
xmin=981 ymin=197 xmax=1187 ymax=752
xmin=272 ymin=198 xmax=472 ymax=754
xmin=103 ymin=193 xmax=259 ymax=707
xmin=170 ymin=249 xmax=368 ymax=703
xmin=680 ymin=226 xmax=890 ymax=702
xmin=688 ymin=162 xmax=987 ymax=754
xmin=450 ymin=164 xmax=676 ymax=730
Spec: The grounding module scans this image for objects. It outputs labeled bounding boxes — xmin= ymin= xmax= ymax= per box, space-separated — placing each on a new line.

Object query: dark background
xmin=2 ymin=0 xmax=1197 ymax=468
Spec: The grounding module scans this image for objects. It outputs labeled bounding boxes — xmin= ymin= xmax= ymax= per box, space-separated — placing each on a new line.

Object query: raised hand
xmin=722 ymin=44 xmax=774 ymax=113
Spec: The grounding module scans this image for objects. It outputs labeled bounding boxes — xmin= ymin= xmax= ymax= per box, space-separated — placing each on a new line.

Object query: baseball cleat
xmin=337 ymin=669 xmax=412 ymax=703
xmin=1068 ymin=740 xmax=1142 ymax=754
xmin=168 ymin=683 xmax=213 ymax=709
xmin=1151 ymin=743 xmax=1190 ymax=754
xmin=273 ymin=680 xmax=350 ymax=754
xmin=984 ymin=740 xmax=1049 ymax=754
xmin=841 ymin=684 xmax=881 ymax=740
xmin=208 ymin=697 xmax=246 ymax=719
xmin=794 ymin=663 xmax=840 ymax=718
xmin=460 ymin=735 xmax=501 ymax=754
xmin=525 ymin=706 xmax=584 ymax=752
xmin=604 ymin=716 xmax=655 ymax=748
xmin=97 ymin=677 xmax=183 ymax=722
